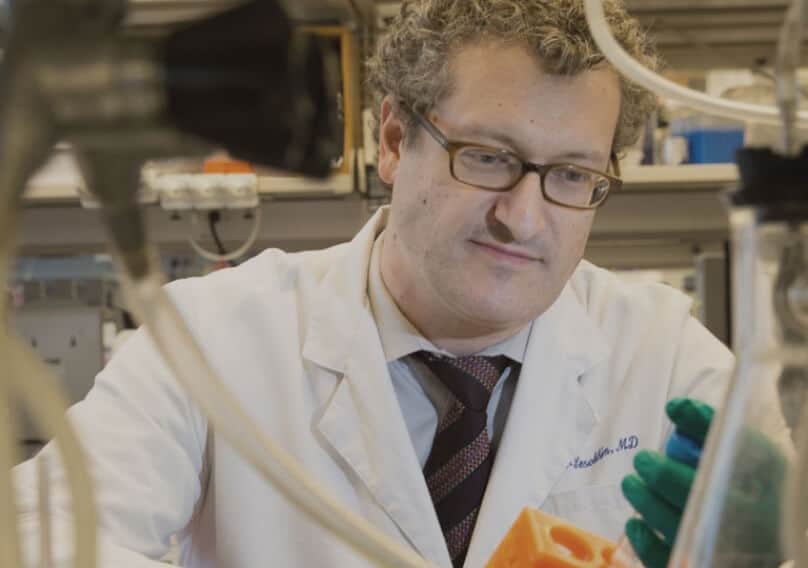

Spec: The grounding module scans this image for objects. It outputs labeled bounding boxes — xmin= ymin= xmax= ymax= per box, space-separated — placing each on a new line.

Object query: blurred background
xmin=5 ymin=0 xmax=799 ymax=460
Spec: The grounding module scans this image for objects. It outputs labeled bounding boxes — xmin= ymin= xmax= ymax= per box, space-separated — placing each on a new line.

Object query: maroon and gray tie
xmin=415 ymin=352 xmax=517 ymax=567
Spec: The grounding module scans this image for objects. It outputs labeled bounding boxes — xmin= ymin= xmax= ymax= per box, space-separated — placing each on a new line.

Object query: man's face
xmin=378 ymin=42 xmax=621 ymax=337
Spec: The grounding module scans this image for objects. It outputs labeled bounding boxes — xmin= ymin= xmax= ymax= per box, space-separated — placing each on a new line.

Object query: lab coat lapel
xmin=303 ymin=208 xmax=451 ymax=567
xmin=465 ymin=282 xmax=611 ymax=566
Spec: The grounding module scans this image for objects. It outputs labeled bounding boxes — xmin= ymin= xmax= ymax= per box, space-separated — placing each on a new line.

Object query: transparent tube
xmin=608 ymin=536 xmax=644 ymax=568
xmin=583 ymin=0 xmax=808 ymax=128
xmin=0 ymin=232 xmax=98 ymax=568
xmin=122 ymin=263 xmax=433 ymax=568
xmin=38 ymin=455 xmax=53 ymax=568
xmin=787 ymin=393 xmax=808 ymax=566
xmin=0 ymin=333 xmax=23 ymax=568
xmin=5 ymin=331 xmax=100 ymax=568
xmin=670 ymin=209 xmax=800 ymax=567
xmin=785 ymin=255 xmax=808 ymax=566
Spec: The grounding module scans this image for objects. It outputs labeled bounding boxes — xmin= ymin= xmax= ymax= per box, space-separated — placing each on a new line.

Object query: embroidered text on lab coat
xmin=567 ymin=435 xmax=640 ymax=470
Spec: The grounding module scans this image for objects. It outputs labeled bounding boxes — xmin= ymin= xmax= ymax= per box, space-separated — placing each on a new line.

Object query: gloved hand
xmin=621 ymin=398 xmax=787 ymax=568
xmin=620 ymin=397 xmax=713 ymax=568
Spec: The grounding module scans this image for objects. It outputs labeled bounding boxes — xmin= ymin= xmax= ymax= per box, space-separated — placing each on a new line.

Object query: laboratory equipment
xmin=486 ymin=508 xmax=618 ymax=567
xmin=13 ymin=303 xmax=104 ymax=456
xmin=0 ymin=0 xmax=431 ymax=567
xmin=609 ymin=537 xmax=644 ymax=568
xmin=670 ymin=148 xmax=803 ymax=567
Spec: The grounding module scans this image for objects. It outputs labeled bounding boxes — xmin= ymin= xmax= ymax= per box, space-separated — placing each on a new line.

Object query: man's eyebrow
xmin=445 ymin=123 xmax=527 ymax=154
xmin=446 ymin=123 xmax=606 ymax=165
xmin=550 ymin=150 xmax=608 ymax=165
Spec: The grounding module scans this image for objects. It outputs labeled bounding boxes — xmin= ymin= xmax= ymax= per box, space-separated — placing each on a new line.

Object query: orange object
xmin=202 ymin=157 xmax=254 ymax=174
xmin=486 ymin=508 xmax=618 ymax=568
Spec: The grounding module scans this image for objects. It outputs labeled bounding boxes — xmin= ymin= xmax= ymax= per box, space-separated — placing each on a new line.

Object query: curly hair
xmin=366 ymin=0 xmax=660 ymax=156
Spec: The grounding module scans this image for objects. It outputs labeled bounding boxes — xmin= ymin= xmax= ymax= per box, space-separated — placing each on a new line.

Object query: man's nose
xmin=492 ymin=172 xmax=549 ymax=242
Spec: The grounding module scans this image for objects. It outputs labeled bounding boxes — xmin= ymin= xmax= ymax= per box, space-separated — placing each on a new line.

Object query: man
xmin=12 ymin=1 xmax=788 ymax=567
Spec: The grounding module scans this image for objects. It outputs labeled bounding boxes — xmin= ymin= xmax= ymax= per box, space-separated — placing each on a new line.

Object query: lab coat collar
xmin=304 ymin=207 xmax=452 ymax=565
xmin=302 ymin=207 xmax=387 ymax=373
xmin=315 ymin=313 xmax=452 ymax=566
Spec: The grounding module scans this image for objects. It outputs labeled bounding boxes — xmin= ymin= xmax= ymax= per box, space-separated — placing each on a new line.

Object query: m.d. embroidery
xmin=568 ymin=435 xmax=640 ymax=470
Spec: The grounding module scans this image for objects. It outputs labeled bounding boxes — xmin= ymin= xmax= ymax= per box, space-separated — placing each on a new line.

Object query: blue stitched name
xmin=567 ymin=435 xmax=640 ymax=470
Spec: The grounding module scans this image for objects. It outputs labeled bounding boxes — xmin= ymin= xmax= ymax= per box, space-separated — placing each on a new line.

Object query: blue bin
xmin=684 ymin=129 xmax=744 ymax=164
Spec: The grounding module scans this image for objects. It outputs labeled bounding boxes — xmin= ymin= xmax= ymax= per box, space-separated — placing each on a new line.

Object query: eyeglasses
xmin=408 ymin=108 xmax=622 ymax=210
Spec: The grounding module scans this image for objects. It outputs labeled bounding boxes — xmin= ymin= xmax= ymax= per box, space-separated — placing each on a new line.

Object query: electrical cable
xmin=207 ymin=210 xmax=237 ymax=267
xmin=208 ymin=211 xmax=228 ymax=256
xmin=189 ymin=208 xmax=261 ymax=263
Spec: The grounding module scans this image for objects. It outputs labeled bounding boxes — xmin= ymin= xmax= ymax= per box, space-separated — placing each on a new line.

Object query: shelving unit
xmin=589 ymin=164 xmax=735 ymax=269
xmin=123 ymin=0 xmax=374 ymax=27
xmin=15 ymin=158 xmax=737 ymax=260
xmin=16 ymin=157 xmax=736 ymax=342
xmin=21 ymin=156 xmax=740 ymax=202
xmin=21 ymin=148 xmax=360 ymax=204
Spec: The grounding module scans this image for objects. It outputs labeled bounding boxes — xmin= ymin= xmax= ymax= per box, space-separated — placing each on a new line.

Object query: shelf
xmin=21 ymin=150 xmax=356 ymax=205
xmin=22 ymin=153 xmax=741 ymax=205
xmin=594 ymin=164 xmax=736 ymax=244
xmin=17 ymin=151 xmax=737 ymax=256
xmin=620 ymin=164 xmax=739 ymax=192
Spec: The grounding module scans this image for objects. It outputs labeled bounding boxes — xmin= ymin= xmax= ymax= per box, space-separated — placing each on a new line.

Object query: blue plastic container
xmin=684 ymin=128 xmax=744 ymax=164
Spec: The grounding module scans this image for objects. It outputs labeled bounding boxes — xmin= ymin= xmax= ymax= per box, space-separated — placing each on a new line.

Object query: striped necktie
xmin=416 ymin=351 xmax=516 ymax=567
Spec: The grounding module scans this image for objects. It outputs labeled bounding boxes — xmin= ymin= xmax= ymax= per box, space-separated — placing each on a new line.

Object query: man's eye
xmin=466 ymin=150 xmax=503 ymax=165
xmin=553 ymin=168 xmax=590 ymax=184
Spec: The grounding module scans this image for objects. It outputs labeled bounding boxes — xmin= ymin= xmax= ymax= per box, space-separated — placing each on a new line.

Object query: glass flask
xmin=670 ymin=148 xmax=808 ymax=568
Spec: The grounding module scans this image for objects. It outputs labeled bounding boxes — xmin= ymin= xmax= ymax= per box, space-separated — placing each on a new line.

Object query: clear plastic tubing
xmin=670 ymin=209 xmax=797 ymax=567
xmin=583 ymin=0 xmax=808 ymax=128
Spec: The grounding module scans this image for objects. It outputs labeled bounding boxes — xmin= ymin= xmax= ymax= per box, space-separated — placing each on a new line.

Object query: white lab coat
xmin=13 ymin=207 xmax=783 ymax=568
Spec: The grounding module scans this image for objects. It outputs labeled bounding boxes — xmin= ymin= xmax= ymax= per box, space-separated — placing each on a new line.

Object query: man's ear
xmin=377 ymin=96 xmax=406 ymax=185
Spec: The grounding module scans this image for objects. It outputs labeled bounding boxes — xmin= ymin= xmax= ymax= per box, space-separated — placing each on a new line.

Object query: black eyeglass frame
xmin=407 ymin=107 xmax=623 ymax=210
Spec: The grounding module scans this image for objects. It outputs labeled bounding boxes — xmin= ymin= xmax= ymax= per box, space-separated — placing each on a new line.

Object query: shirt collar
xmin=367 ymin=230 xmax=531 ymax=364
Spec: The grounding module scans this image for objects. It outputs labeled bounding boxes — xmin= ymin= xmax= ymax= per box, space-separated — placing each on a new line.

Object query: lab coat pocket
xmin=541 ymin=484 xmax=632 ymax=541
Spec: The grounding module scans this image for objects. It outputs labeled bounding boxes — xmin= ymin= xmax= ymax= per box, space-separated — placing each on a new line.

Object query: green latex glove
xmin=621 ymin=398 xmax=787 ymax=568
xmin=621 ymin=398 xmax=712 ymax=568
